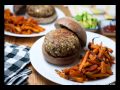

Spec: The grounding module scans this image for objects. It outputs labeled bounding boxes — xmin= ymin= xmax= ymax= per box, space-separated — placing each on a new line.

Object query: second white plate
xmin=4 ymin=5 xmax=66 ymax=37
xmin=29 ymin=31 xmax=116 ymax=85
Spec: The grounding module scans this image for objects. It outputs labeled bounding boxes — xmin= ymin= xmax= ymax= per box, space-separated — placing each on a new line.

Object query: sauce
xmin=103 ymin=25 xmax=116 ymax=33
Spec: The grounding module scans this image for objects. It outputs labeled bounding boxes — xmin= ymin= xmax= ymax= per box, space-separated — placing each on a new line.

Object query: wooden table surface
xmin=5 ymin=5 xmax=116 ymax=85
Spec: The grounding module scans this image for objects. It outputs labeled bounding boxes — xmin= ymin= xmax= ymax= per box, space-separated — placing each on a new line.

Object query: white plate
xmin=29 ymin=31 xmax=116 ymax=85
xmin=4 ymin=5 xmax=65 ymax=37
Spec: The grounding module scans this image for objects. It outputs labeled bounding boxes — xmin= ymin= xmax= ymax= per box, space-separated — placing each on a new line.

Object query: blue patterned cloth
xmin=4 ymin=42 xmax=31 ymax=85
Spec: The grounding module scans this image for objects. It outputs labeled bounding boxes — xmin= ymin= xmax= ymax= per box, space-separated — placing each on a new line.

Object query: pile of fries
xmin=4 ymin=9 xmax=45 ymax=34
xmin=56 ymin=38 xmax=115 ymax=83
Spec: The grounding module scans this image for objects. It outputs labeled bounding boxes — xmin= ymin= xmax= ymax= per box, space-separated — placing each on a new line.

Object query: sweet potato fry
xmin=87 ymin=59 xmax=100 ymax=65
xmin=71 ymin=77 xmax=84 ymax=83
xmin=89 ymin=44 xmax=100 ymax=50
xmin=21 ymin=31 xmax=31 ymax=34
xmin=105 ymin=58 xmax=109 ymax=63
xmin=85 ymin=64 xmax=98 ymax=72
xmin=98 ymin=47 xmax=106 ymax=58
xmin=14 ymin=26 xmax=21 ymax=32
xmin=79 ymin=51 xmax=90 ymax=72
xmin=27 ymin=29 xmax=33 ymax=34
xmin=106 ymin=64 xmax=113 ymax=75
xmin=56 ymin=38 xmax=114 ymax=83
xmin=55 ymin=70 xmax=68 ymax=79
xmin=104 ymin=51 xmax=115 ymax=65
xmin=4 ymin=9 xmax=13 ymax=18
xmin=12 ymin=16 xmax=25 ymax=25
xmin=104 ymin=51 xmax=111 ymax=60
xmin=107 ymin=48 xmax=113 ymax=53
xmin=93 ymin=48 xmax=99 ymax=54
xmin=85 ymin=71 xmax=100 ymax=80
xmin=21 ymin=26 xmax=41 ymax=33
xmin=4 ymin=9 xmax=45 ymax=34
xmin=101 ymin=61 xmax=106 ymax=74
xmin=5 ymin=23 xmax=16 ymax=33
xmin=62 ymin=68 xmax=70 ymax=75
xmin=26 ymin=17 xmax=38 ymax=25
xmin=89 ymin=54 xmax=97 ymax=61
xmin=89 ymin=73 xmax=110 ymax=78
xmin=69 ymin=65 xmax=79 ymax=71
xmin=69 ymin=70 xmax=80 ymax=77
xmin=83 ymin=61 xmax=92 ymax=68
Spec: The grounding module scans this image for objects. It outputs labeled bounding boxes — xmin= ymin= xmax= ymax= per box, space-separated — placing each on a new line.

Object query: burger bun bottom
xmin=42 ymin=45 xmax=80 ymax=65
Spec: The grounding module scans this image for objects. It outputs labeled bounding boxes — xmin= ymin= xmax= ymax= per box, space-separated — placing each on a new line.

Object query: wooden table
xmin=5 ymin=5 xmax=116 ymax=85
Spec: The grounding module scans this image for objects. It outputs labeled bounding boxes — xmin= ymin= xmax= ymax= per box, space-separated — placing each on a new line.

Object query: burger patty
xmin=26 ymin=5 xmax=56 ymax=18
xmin=43 ymin=28 xmax=81 ymax=57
